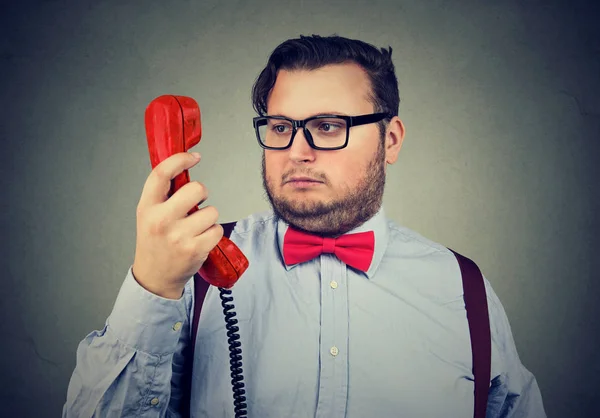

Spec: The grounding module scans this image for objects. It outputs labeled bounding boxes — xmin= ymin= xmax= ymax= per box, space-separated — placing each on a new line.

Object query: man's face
xmin=261 ymin=63 xmax=401 ymax=236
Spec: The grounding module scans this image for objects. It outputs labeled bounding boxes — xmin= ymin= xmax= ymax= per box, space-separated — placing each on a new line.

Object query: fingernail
xmin=191 ymin=152 xmax=201 ymax=160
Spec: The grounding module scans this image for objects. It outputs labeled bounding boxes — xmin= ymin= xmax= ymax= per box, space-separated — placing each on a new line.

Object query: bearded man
xmin=63 ymin=34 xmax=546 ymax=418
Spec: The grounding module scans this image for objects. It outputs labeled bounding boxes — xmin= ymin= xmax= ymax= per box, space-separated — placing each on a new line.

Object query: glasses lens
xmin=306 ymin=118 xmax=347 ymax=148
xmin=257 ymin=117 xmax=348 ymax=149
xmin=258 ymin=118 xmax=293 ymax=149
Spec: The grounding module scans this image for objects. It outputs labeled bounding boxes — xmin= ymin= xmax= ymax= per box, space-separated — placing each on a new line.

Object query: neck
xmin=279 ymin=202 xmax=382 ymax=238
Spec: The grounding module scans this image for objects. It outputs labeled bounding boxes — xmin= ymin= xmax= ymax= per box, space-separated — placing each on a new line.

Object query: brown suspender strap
xmin=449 ymin=248 xmax=491 ymax=418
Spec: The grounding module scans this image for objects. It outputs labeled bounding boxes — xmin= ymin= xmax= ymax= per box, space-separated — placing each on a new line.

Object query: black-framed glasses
xmin=252 ymin=112 xmax=391 ymax=150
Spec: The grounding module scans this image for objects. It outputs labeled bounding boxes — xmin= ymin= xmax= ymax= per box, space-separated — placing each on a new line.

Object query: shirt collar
xmin=275 ymin=206 xmax=389 ymax=279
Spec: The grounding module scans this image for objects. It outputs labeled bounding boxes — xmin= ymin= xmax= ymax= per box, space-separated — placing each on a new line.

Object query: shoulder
xmin=222 ymin=210 xmax=278 ymax=242
xmin=386 ymin=218 xmax=453 ymax=257
xmin=381 ymin=215 xmax=520 ymax=346
xmin=373 ymin=217 xmax=467 ymax=303
xmin=383 ymin=218 xmax=459 ymax=277
xmin=382 ymin=217 xmax=505 ymax=310
xmin=389 ymin=220 xmax=514 ymax=358
xmin=388 ymin=218 xmax=510 ymax=325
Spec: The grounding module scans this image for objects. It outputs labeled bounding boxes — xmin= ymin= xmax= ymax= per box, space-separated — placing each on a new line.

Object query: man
xmin=63 ymin=35 xmax=546 ymax=417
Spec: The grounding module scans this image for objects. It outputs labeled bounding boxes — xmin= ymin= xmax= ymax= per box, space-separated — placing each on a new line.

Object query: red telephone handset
xmin=144 ymin=95 xmax=249 ymax=288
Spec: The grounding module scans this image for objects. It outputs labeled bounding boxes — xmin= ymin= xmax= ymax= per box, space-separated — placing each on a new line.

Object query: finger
xmin=191 ymin=223 xmax=224 ymax=251
xmin=172 ymin=205 xmax=220 ymax=239
xmin=162 ymin=180 xmax=209 ymax=221
xmin=139 ymin=152 xmax=201 ymax=210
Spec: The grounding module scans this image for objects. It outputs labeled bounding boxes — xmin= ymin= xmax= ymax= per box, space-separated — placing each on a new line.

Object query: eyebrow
xmin=268 ymin=111 xmax=350 ymax=118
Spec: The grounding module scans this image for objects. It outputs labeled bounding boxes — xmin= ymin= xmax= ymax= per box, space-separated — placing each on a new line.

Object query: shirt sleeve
xmin=62 ymin=266 xmax=195 ymax=418
xmin=484 ymin=278 xmax=547 ymax=418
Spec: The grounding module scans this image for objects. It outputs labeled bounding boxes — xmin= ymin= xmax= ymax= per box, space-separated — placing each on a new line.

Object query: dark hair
xmin=251 ymin=34 xmax=400 ymax=139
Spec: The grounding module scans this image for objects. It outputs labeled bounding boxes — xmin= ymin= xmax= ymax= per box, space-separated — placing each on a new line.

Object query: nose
xmin=288 ymin=128 xmax=316 ymax=162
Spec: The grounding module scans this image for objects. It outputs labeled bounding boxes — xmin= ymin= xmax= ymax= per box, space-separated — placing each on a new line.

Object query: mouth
xmin=286 ymin=176 xmax=322 ymax=183
xmin=284 ymin=177 xmax=324 ymax=187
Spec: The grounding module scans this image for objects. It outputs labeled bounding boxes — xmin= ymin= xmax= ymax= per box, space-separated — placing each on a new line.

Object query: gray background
xmin=2 ymin=0 xmax=599 ymax=417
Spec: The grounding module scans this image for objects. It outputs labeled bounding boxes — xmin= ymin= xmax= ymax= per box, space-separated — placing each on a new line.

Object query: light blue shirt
xmin=63 ymin=206 xmax=546 ymax=417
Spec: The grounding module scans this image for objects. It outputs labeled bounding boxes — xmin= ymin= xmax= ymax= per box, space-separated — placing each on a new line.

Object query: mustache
xmin=281 ymin=170 xmax=328 ymax=183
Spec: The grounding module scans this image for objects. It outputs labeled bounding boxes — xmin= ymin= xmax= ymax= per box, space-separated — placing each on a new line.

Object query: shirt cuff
xmin=106 ymin=266 xmax=191 ymax=356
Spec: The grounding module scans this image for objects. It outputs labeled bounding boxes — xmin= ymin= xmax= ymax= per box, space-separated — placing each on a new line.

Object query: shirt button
xmin=330 ymin=280 xmax=338 ymax=289
xmin=172 ymin=322 xmax=182 ymax=331
xmin=330 ymin=346 xmax=339 ymax=356
xmin=150 ymin=397 xmax=160 ymax=406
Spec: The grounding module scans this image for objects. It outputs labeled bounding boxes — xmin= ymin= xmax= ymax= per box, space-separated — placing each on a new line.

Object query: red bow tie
xmin=283 ymin=227 xmax=375 ymax=272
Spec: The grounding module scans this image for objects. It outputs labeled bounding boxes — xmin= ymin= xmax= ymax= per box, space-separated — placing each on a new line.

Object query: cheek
xmin=264 ymin=155 xmax=283 ymax=181
xmin=326 ymin=156 xmax=365 ymax=186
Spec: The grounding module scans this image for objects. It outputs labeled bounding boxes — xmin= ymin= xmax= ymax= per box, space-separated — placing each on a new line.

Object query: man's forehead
xmin=278 ymin=62 xmax=367 ymax=79
xmin=266 ymin=63 xmax=373 ymax=117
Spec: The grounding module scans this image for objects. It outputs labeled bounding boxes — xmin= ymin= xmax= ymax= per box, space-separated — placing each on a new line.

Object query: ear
xmin=385 ymin=116 xmax=405 ymax=164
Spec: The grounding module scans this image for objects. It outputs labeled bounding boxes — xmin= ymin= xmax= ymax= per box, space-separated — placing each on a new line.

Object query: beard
xmin=261 ymin=140 xmax=386 ymax=237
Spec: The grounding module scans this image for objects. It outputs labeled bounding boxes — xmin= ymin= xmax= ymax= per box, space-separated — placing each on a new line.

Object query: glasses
xmin=252 ymin=112 xmax=391 ymax=150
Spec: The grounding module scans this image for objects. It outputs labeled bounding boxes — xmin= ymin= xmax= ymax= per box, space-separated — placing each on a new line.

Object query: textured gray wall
xmin=2 ymin=0 xmax=598 ymax=417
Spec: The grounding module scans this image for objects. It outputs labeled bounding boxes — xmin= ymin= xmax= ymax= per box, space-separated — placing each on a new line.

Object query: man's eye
xmin=319 ymin=122 xmax=341 ymax=132
xmin=272 ymin=124 xmax=291 ymax=133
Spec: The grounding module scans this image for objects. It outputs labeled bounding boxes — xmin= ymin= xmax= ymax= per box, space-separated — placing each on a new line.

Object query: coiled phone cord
xmin=219 ymin=288 xmax=248 ymax=417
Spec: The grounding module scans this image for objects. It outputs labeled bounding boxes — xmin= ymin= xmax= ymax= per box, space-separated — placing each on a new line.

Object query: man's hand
xmin=132 ymin=152 xmax=223 ymax=299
